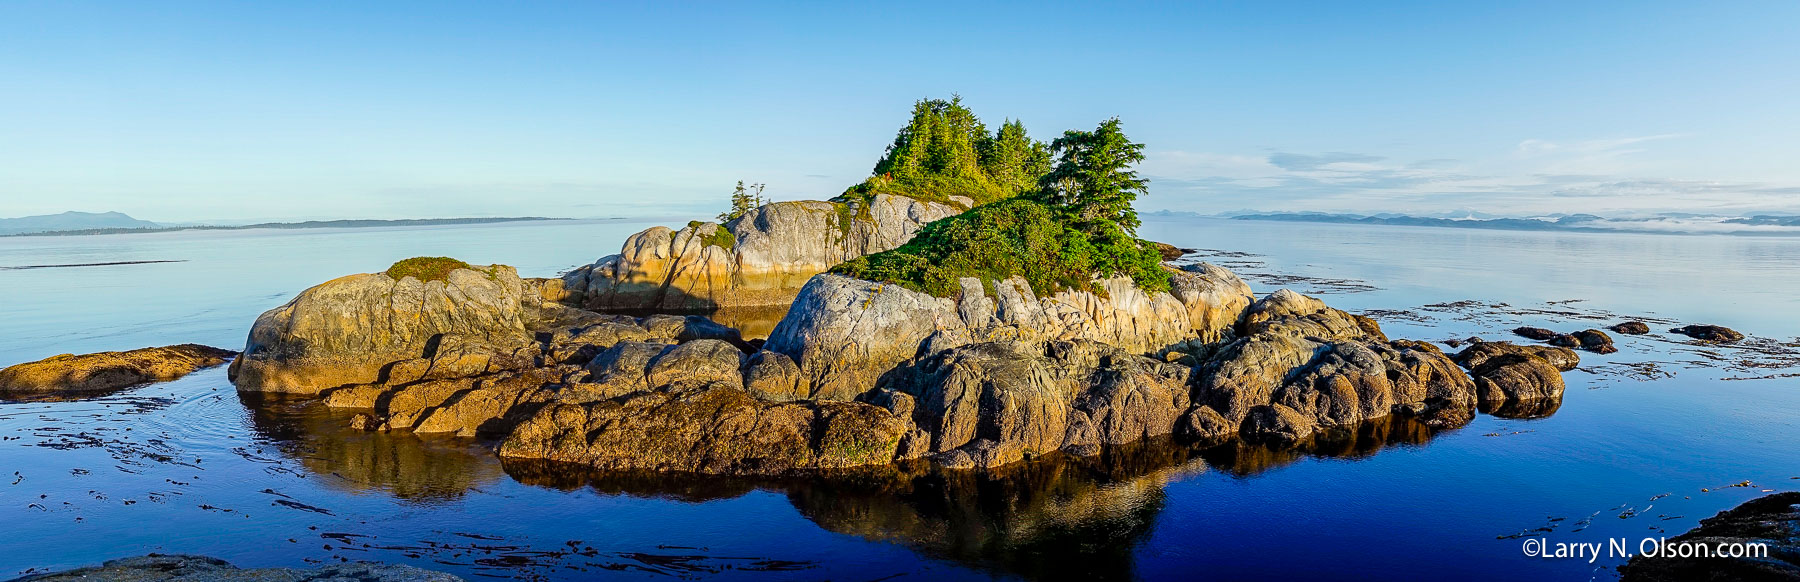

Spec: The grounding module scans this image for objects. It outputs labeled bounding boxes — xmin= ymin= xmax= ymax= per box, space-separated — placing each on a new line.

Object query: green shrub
xmin=385 ymin=257 xmax=474 ymax=282
xmin=687 ymin=221 xmax=736 ymax=250
xmin=830 ymin=198 xmax=1169 ymax=297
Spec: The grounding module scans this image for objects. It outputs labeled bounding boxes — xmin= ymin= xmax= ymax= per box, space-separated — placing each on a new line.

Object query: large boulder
xmin=765 ymin=264 xmax=1254 ymax=401
xmin=1451 ymin=342 xmax=1578 ymax=413
xmin=551 ymin=195 xmax=963 ymax=311
xmin=1194 ymin=290 xmax=1478 ymax=441
xmin=0 ymin=344 xmax=235 ymax=397
xmin=231 ymin=265 xmax=536 ymax=395
xmin=866 ymin=339 xmax=1191 ymax=469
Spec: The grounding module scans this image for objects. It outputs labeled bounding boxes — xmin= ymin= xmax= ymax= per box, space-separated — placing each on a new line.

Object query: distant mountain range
xmin=1215 ymin=212 xmax=1800 ymax=236
xmin=0 ymin=211 xmax=160 ymax=235
xmin=0 ymin=211 xmax=568 ymax=237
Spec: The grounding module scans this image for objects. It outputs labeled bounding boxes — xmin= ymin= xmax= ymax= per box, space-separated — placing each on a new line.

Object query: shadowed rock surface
xmin=1618 ymin=491 xmax=1800 ymax=581
xmin=8 ymin=554 xmax=462 ymax=582
xmin=0 ymin=344 xmax=235 ymax=398
xmin=547 ymin=195 xmax=962 ymax=311
xmin=498 ymin=385 xmax=920 ymax=474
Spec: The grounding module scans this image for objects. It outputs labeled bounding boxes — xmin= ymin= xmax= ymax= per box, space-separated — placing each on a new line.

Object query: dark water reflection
xmin=497 ymin=414 xmax=1463 ymax=581
xmin=242 ymin=395 xmax=505 ymax=502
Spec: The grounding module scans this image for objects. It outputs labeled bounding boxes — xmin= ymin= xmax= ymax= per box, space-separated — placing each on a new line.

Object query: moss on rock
xmin=386 ymin=257 xmax=475 ymax=282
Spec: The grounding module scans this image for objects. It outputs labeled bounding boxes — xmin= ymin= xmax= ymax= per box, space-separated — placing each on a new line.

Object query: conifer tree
xmin=719 ymin=181 xmax=765 ymax=222
xmin=1036 ymin=118 xmax=1148 ymax=233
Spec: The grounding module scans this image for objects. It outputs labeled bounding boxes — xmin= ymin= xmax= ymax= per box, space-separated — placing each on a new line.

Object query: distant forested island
xmin=1 ymin=216 xmax=569 ymax=237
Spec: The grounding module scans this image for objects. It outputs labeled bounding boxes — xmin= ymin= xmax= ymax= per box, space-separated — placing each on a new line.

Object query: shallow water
xmin=2 ymin=217 xmax=1797 ymax=580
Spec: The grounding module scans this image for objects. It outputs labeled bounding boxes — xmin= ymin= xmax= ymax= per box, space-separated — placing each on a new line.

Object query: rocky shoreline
xmin=200 ymin=199 xmax=1609 ymax=476
xmin=7 ymin=554 xmax=461 ymax=582
xmin=3 ymin=197 xmax=1759 ymax=482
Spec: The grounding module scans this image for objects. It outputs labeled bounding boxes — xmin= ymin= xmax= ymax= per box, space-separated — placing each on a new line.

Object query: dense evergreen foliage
xmin=832 ymin=113 xmax=1167 ymax=298
xmin=843 ymin=97 xmax=1050 ymax=207
xmin=1035 ymin=118 xmax=1148 ymax=233
xmin=830 ymin=198 xmax=1167 ymax=297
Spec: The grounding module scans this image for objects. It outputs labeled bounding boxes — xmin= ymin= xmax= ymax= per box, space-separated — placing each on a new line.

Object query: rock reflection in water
xmin=242 ymin=395 xmax=505 ymax=501
xmin=1199 ymin=414 xmax=1440 ymax=478
xmin=505 ymin=414 xmax=1476 ymax=579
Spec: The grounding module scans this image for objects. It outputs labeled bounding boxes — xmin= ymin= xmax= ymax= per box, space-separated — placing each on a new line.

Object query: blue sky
xmin=3 ymin=1 xmax=1798 ymax=221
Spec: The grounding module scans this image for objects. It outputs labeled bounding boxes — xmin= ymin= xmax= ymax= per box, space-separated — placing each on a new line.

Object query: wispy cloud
xmin=1141 ymin=133 xmax=1800 ymax=217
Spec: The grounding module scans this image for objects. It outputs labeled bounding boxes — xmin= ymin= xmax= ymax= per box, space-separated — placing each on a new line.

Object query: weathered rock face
xmin=1189 ymin=290 xmax=1477 ymax=443
xmin=315 ymin=310 xmax=757 ymax=438
xmin=498 ymin=386 xmax=920 ymax=475
xmin=551 ymin=195 xmax=963 ymax=311
xmin=0 ymin=344 xmax=235 ymax=397
xmin=865 ymin=340 xmax=1192 ymax=469
xmin=1450 ymin=341 xmax=1579 ymax=416
xmin=1610 ymin=321 xmax=1651 ymax=335
xmin=765 ymin=263 xmax=1255 ymax=402
xmin=1618 ymin=491 xmax=1800 ymax=581
xmin=230 ymin=266 xmax=535 ymax=396
xmin=11 ymin=553 xmax=464 ymax=582
xmin=1671 ymin=324 xmax=1746 ymax=343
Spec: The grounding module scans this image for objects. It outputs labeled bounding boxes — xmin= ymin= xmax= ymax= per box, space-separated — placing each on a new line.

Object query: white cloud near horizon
xmin=1141 ymin=133 xmax=1800 ymax=217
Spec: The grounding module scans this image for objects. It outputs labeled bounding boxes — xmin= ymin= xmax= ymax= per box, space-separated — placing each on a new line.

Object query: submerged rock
xmin=550 ymin=195 xmax=962 ymax=311
xmin=0 ymin=344 xmax=235 ymax=397
xmin=1671 ymin=324 xmax=1746 ymax=343
xmin=1610 ymin=321 xmax=1651 ymax=335
xmin=1513 ymin=327 xmax=1560 ymax=341
xmin=1618 ymin=491 xmax=1800 ymax=581
xmin=10 ymin=553 xmax=463 ymax=582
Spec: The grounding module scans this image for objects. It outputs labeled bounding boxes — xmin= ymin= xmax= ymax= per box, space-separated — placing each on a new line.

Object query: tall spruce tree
xmin=1036 ymin=118 xmax=1148 ymax=233
xmin=719 ymin=180 xmax=764 ymax=222
xmin=980 ymin=119 xmax=1052 ymax=194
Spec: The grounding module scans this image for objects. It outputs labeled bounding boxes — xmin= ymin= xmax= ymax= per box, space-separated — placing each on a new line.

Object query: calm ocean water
xmin=1 ymin=216 xmax=1797 ymax=580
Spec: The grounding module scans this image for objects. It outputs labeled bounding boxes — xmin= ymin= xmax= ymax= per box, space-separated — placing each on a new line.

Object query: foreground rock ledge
xmin=8 ymin=553 xmax=463 ymax=582
xmin=0 ymin=344 xmax=235 ymax=397
xmin=1618 ymin=491 xmax=1800 ymax=581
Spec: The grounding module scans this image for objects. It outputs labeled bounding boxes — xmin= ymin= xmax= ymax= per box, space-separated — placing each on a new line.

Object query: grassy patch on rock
xmin=687 ymin=221 xmax=737 ymax=250
xmin=830 ymin=198 xmax=1169 ymax=298
xmin=385 ymin=256 xmax=475 ymax=282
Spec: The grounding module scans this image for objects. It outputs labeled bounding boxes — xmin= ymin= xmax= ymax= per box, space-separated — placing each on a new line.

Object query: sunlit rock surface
xmin=550 ymin=195 xmax=962 ymax=311
xmin=764 ymin=263 xmax=1253 ymax=401
xmin=230 ymin=265 xmax=536 ymax=396
xmin=1 ymin=344 xmax=235 ymax=398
